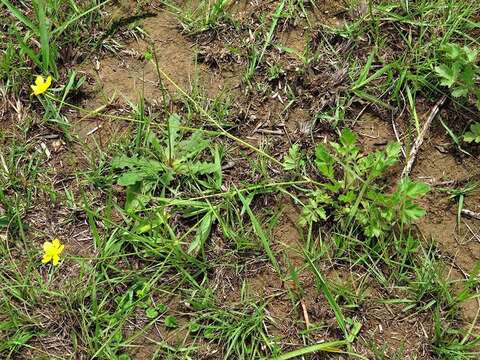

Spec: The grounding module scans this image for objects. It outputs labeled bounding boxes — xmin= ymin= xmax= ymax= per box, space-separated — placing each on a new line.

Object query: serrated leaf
xmin=113 ymin=157 xmax=164 ymax=186
xmin=443 ymin=43 xmax=461 ymax=60
xmin=463 ymin=46 xmax=478 ymax=63
xmin=461 ymin=65 xmax=475 ymax=87
xmin=339 ymin=191 xmax=356 ymax=203
xmin=185 ymin=161 xmax=218 ymax=175
xmin=283 ymin=144 xmax=303 ymax=171
xmin=401 ymin=201 xmax=426 ymax=222
xmin=339 ymin=128 xmax=357 ymax=147
xmin=385 ymin=142 xmax=401 ymax=159
xmin=112 ymin=155 xmax=139 ymax=169
xmin=315 ymin=144 xmax=334 ymax=179
xmin=435 ymin=64 xmax=457 ymax=88
xmin=399 ymin=178 xmax=430 ymax=198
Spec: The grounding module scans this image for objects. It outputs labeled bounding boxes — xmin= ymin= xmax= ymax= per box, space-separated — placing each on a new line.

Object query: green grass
xmin=1 ymin=0 xmax=480 ymax=359
xmin=0 ymin=0 xmax=109 ymax=90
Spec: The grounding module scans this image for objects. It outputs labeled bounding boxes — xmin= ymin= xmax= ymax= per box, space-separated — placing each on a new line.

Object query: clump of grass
xmin=162 ymin=0 xmax=233 ymax=35
xmin=0 ymin=0 xmax=107 ymax=89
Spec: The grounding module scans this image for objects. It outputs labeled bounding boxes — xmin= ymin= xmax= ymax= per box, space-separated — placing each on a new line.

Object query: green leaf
xmin=177 ymin=131 xmax=210 ymax=160
xmin=237 ymin=190 xmax=281 ymax=275
xmin=451 ymin=86 xmax=469 ymax=98
xmin=461 ymin=65 xmax=475 ymax=87
xmin=464 ymin=123 xmax=480 ymax=143
xmin=164 ymin=315 xmax=178 ymax=329
xmin=184 ymin=161 xmax=218 ymax=175
xmin=401 ymin=201 xmax=426 ymax=222
xmin=339 ymin=191 xmax=356 ymax=203
xmin=399 ymin=178 xmax=430 ymax=198
xmin=188 ymin=211 xmax=214 ymax=254
xmin=0 ymin=215 xmax=9 ymax=228
xmin=299 ymin=199 xmax=327 ymax=227
xmin=189 ymin=322 xmax=201 ymax=333
xmin=283 ymin=144 xmax=304 ymax=171
xmin=385 ymin=142 xmax=401 ymax=159
xmin=157 ymin=303 xmax=168 ymax=313
xmin=166 ymin=113 xmax=181 ymax=160
xmin=435 ymin=64 xmax=457 ymax=88
xmin=442 ymin=43 xmax=461 ymax=60
xmin=146 ymin=308 xmax=159 ymax=319
xmin=112 ymin=156 xmax=165 ymax=186
xmin=463 ymin=46 xmax=478 ymax=63
xmin=315 ymin=145 xmax=334 ymax=179
xmin=365 ymin=223 xmax=383 ymax=238
xmin=117 ymin=171 xmax=147 ymax=186
xmin=339 ymin=128 xmax=357 ymax=147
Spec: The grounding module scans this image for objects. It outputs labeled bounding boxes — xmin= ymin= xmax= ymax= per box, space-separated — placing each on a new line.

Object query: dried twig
xmin=255 ymin=128 xmax=284 ymax=135
xmin=402 ymin=95 xmax=447 ymax=178
xmin=300 ymin=299 xmax=310 ymax=329
xmin=461 ymin=209 xmax=480 ymax=221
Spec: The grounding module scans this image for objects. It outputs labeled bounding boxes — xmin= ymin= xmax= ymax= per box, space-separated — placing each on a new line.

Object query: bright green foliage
xmin=463 ymin=122 xmax=480 ymax=143
xmin=435 ymin=44 xmax=480 ymax=109
xmin=0 ymin=0 xmax=107 ymax=80
xmin=164 ymin=0 xmax=232 ymax=35
xmin=188 ymin=301 xmax=271 ymax=359
xmin=112 ymin=114 xmax=220 ymax=212
xmin=295 ymin=128 xmax=429 ymax=239
xmin=110 ymin=114 xmax=223 ymax=258
xmin=283 ymin=143 xmax=304 ymax=171
xmin=164 ymin=315 xmax=178 ymax=329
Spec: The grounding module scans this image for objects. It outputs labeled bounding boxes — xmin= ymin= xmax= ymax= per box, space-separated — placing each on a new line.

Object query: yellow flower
xmin=42 ymin=238 xmax=64 ymax=266
xmin=31 ymin=75 xmax=52 ymax=96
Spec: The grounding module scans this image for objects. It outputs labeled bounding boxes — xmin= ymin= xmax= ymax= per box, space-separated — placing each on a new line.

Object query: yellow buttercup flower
xmin=31 ymin=75 xmax=52 ymax=96
xmin=42 ymin=238 xmax=64 ymax=266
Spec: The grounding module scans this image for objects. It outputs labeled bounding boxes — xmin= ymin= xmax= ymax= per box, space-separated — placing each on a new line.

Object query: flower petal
xmin=44 ymin=76 xmax=52 ymax=89
xmin=57 ymin=244 xmax=65 ymax=254
xmin=42 ymin=254 xmax=52 ymax=264
xmin=43 ymin=241 xmax=54 ymax=253
xmin=52 ymin=238 xmax=61 ymax=248
xmin=52 ymin=255 xmax=60 ymax=266
xmin=31 ymin=75 xmax=52 ymax=96
xmin=35 ymin=75 xmax=44 ymax=86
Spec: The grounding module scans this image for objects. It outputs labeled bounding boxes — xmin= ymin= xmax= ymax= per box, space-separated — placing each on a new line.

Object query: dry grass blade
xmin=402 ymin=95 xmax=447 ymax=178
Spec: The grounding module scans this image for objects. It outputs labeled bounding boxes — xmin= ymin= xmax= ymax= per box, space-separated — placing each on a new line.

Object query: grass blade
xmin=269 ymin=340 xmax=347 ymax=360
xmin=0 ymin=0 xmax=37 ymax=31
xmin=52 ymin=0 xmax=110 ymax=37
xmin=306 ymin=254 xmax=348 ymax=338
xmin=237 ymin=190 xmax=281 ymax=276
xmin=32 ymin=0 xmax=51 ymax=73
